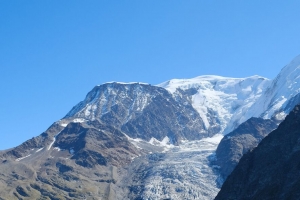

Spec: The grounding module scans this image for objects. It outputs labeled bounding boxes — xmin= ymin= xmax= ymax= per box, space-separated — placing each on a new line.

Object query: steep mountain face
xmin=158 ymin=75 xmax=271 ymax=134
xmin=215 ymin=117 xmax=278 ymax=180
xmin=249 ymin=55 xmax=300 ymax=121
xmin=215 ymin=104 xmax=300 ymax=200
xmin=65 ymin=83 xmax=208 ymax=144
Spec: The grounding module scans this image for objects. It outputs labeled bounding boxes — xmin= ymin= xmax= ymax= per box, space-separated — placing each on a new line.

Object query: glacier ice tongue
xmin=119 ymin=134 xmax=224 ymax=200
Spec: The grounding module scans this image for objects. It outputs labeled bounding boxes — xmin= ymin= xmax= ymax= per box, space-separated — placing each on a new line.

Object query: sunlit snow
xmin=15 ymin=154 xmax=31 ymax=162
xmin=35 ymin=147 xmax=44 ymax=152
xmin=48 ymin=130 xmax=63 ymax=150
xmin=248 ymin=55 xmax=300 ymax=119
xmin=158 ymin=75 xmax=271 ymax=134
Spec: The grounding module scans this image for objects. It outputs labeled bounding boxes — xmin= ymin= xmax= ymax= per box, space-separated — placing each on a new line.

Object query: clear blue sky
xmin=1 ymin=1 xmax=300 ymax=150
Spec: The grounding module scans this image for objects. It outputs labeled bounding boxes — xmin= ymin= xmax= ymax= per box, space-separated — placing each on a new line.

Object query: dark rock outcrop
xmin=215 ymin=104 xmax=300 ymax=200
xmin=215 ymin=117 xmax=277 ymax=179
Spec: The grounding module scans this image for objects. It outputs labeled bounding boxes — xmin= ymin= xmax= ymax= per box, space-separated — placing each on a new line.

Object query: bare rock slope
xmin=215 ymin=117 xmax=278 ymax=180
xmin=215 ymin=104 xmax=300 ymax=200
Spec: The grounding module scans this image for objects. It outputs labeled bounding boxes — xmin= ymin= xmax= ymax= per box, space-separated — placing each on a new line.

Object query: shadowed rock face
xmin=215 ymin=117 xmax=278 ymax=180
xmin=65 ymin=83 xmax=210 ymax=144
xmin=120 ymin=91 xmax=208 ymax=144
xmin=215 ymin=104 xmax=300 ymax=200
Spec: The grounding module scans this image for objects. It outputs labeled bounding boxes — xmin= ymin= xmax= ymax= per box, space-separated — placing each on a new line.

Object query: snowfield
xmin=158 ymin=75 xmax=271 ymax=134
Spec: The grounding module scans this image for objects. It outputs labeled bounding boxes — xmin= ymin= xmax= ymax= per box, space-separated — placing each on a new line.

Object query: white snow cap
xmin=158 ymin=75 xmax=271 ymax=134
xmin=249 ymin=54 xmax=300 ymax=119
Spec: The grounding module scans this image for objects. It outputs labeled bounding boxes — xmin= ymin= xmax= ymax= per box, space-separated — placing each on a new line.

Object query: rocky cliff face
xmin=215 ymin=117 xmax=278 ymax=180
xmin=65 ymin=83 xmax=208 ymax=144
xmin=215 ymin=104 xmax=300 ymax=200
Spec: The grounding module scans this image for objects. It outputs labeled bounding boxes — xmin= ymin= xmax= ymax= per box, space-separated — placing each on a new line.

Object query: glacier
xmin=158 ymin=75 xmax=271 ymax=134
xmin=117 ymin=134 xmax=224 ymax=200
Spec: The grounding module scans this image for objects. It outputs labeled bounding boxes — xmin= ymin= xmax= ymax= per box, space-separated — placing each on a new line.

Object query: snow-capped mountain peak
xmin=249 ymin=54 xmax=300 ymax=120
xmin=158 ymin=75 xmax=271 ymax=134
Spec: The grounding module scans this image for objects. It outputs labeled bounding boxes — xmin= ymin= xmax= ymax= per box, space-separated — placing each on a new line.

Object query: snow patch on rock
xmin=36 ymin=147 xmax=44 ymax=153
xmin=15 ymin=154 xmax=31 ymax=162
